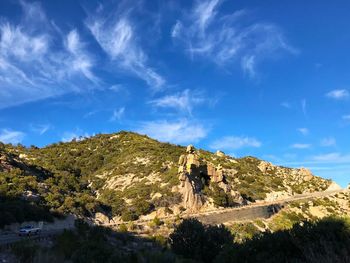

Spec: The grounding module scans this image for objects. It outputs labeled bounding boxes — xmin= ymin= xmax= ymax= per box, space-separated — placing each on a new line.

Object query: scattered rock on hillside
xmin=298 ymin=168 xmax=314 ymax=181
xmin=216 ymin=150 xmax=225 ymax=157
xmin=326 ymin=182 xmax=342 ymax=191
xmin=94 ymin=212 xmax=111 ymax=225
xmin=257 ymin=161 xmax=275 ymax=174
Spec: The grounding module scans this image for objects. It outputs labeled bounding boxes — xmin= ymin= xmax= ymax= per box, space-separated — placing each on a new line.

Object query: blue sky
xmin=0 ymin=0 xmax=349 ymax=186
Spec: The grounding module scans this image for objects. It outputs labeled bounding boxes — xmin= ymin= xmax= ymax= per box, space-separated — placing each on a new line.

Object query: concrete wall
xmin=196 ymin=204 xmax=282 ymax=225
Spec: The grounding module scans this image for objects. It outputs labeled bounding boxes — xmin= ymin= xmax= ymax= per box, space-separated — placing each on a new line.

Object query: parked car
xmin=18 ymin=225 xmax=41 ymax=236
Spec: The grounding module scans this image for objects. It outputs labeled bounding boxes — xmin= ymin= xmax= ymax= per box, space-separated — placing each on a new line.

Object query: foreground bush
xmin=216 ymin=216 xmax=350 ymax=263
xmin=169 ymin=218 xmax=232 ymax=263
xmin=169 ymin=217 xmax=350 ymax=263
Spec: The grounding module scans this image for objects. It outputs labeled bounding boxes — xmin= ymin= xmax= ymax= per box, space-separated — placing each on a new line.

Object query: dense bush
xmin=229 ymin=222 xmax=261 ymax=243
xmin=52 ymin=221 xmax=182 ymax=263
xmin=0 ymin=195 xmax=54 ymax=228
xmin=208 ymin=183 xmax=237 ymax=207
xmin=216 ymin=216 xmax=350 ymax=263
xmin=99 ymin=189 xmax=126 ymax=216
xmin=169 ymin=218 xmax=232 ymax=263
xmin=168 ymin=217 xmax=350 ymax=263
xmin=11 ymin=240 xmax=39 ymax=263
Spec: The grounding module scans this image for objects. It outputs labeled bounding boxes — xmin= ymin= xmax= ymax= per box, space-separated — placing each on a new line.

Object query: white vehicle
xmin=18 ymin=225 xmax=41 ymax=236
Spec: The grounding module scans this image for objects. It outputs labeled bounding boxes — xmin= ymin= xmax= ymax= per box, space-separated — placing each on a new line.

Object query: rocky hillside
xmin=0 ymin=131 xmax=335 ymax=227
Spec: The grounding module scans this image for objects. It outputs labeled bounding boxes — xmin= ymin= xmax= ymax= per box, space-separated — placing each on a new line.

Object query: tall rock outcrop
xmin=178 ymin=145 xmax=204 ymax=211
xmin=177 ymin=145 xmax=243 ymax=211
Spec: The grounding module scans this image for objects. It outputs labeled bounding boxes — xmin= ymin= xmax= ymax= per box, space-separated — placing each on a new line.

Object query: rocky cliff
xmin=176 ymin=145 xmax=244 ymax=211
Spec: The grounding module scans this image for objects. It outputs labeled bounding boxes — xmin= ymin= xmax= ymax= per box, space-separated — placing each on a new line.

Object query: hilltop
xmin=0 ymin=131 xmax=338 ymax=227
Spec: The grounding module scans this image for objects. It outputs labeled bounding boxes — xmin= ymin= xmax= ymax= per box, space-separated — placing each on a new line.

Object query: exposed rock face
xmin=326 ymin=182 xmax=342 ymax=191
xmin=215 ymin=150 xmax=225 ymax=157
xmin=0 ymin=152 xmax=14 ymax=172
xmin=258 ymin=161 xmax=315 ymax=182
xmin=177 ymin=145 xmax=242 ymax=211
xmin=178 ymin=145 xmax=204 ymax=211
xmin=298 ymin=167 xmax=314 ymax=181
xmin=94 ymin=212 xmax=111 ymax=225
xmin=258 ymin=161 xmax=275 ymax=174
xmin=206 ymin=163 xmax=224 ymax=183
xmin=265 ymin=191 xmax=292 ymax=202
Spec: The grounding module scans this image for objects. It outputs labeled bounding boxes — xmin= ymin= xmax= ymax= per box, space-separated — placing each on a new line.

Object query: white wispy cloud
xmin=172 ymin=0 xmax=297 ymax=77
xmin=110 ymin=107 xmax=125 ymax=122
xmin=0 ymin=2 xmax=97 ymax=109
xmin=342 ymin=115 xmax=350 ymax=120
xmin=281 ymin=152 xmax=350 ymax=166
xmin=297 ymin=128 xmax=309 ymax=135
xmin=326 ymin=89 xmax=349 ymax=100
xmin=109 ymin=84 xmax=124 ymax=93
xmin=301 ymin=99 xmax=307 ymax=117
xmin=291 ymin=143 xmax=311 ymax=149
xmin=0 ymin=129 xmax=25 ymax=144
xmin=149 ymin=89 xmax=205 ymax=114
xmin=30 ymin=124 xmax=51 ymax=135
xmin=280 ymin=102 xmax=291 ymax=109
xmin=61 ymin=129 xmax=91 ymax=142
xmin=65 ymin=29 xmax=97 ymax=83
xmin=311 ymin=152 xmax=350 ymax=163
xmin=320 ymin=137 xmax=336 ymax=147
xmin=86 ymin=7 xmax=164 ymax=90
xmin=210 ymin=136 xmax=262 ymax=150
xmin=137 ymin=119 xmax=207 ymax=144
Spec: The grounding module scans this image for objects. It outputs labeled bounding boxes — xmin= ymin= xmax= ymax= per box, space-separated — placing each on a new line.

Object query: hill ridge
xmin=0 ymin=130 xmax=334 ymax=227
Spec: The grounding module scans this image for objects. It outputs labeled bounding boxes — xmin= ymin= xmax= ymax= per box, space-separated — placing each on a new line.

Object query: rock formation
xmin=178 ymin=145 xmax=204 ymax=211
xmin=297 ymin=167 xmax=314 ymax=181
xmin=177 ymin=145 xmax=242 ymax=211
xmin=257 ymin=161 xmax=275 ymax=174
xmin=215 ymin=150 xmax=225 ymax=157
xmin=0 ymin=152 xmax=13 ymax=172
xmin=326 ymin=182 xmax=342 ymax=191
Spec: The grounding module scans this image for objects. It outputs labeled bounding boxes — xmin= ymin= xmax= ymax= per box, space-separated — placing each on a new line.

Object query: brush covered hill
xmin=0 ymin=131 xmax=334 ymax=227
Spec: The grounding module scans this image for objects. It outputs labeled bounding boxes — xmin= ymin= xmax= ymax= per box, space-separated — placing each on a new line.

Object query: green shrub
xmin=215 ymin=217 xmax=350 ymax=263
xmin=169 ymin=218 xmax=232 ymax=263
xmin=119 ymin=223 xmax=128 ymax=232
xmin=12 ymin=241 xmax=39 ymax=263
xmin=152 ymin=217 xmax=163 ymax=226
xmin=121 ymin=210 xmax=138 ymax=222
xmin=230 ymin=222 xmax=260 ymax=243
xmin=208 ymin=183 xmax=237 ymax=207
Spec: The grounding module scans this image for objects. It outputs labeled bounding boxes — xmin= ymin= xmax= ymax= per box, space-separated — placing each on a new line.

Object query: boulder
xmin=258 ymin=161 xmax=274 ymax=174
xmin=186 ymin=144 xmax=195 ymax=153
xmin=326 ymin=182 xmax=342 ymax=191
xmin=94 ymin=212 xmax=110 ymax=225
xmin=206 ymin=163 xmax=224 ymax=183
xmin=215 ymin=150 xmax=225 ymax=157
xmin=298 ymin=167 xmax=313 ymax=181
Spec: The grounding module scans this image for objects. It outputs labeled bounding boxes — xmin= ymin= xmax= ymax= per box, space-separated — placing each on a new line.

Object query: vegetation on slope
xmin=0 ymin=131 xmax=333 ymax=227
xmin=8 ymin=214 xmax=350 ymax=263
xmin=0 ymin=132 xmax=185 ymax=225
